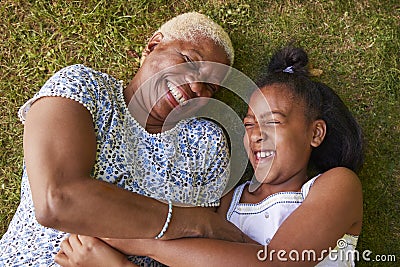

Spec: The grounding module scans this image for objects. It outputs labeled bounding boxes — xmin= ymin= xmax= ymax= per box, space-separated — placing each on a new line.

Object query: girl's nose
xmin=250 ymin=124 xmax=266 ymax=143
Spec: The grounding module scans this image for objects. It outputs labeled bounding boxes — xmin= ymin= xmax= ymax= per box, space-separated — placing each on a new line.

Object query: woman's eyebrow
xmin=187 ymin=49 xmax=204 ymax=60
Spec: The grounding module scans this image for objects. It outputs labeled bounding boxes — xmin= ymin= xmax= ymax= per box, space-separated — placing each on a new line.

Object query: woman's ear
xmin=311 ymin=119 xmax=326 ymax=148
xmin=140 ymin=32 xmax=164 ymax=66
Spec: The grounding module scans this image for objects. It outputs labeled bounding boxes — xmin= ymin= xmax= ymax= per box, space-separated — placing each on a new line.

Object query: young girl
xmin=55 ymin=46 xmax=364 ymax=266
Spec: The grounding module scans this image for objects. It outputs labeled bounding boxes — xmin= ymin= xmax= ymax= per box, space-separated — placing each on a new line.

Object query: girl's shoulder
xmin=305 ymin=167 xmax=363 ymax=235
xmin=307 ymin=167 xmax=362 ymax=204
xmin=313 ymin=167 xmax=361 ymax=188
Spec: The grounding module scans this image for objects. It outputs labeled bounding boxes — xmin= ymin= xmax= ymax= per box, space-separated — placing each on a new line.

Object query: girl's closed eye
xmin=243 ymin=118 xmax=255 ymax=128
xmin=259 ymin=117 xmax=280 ymax=126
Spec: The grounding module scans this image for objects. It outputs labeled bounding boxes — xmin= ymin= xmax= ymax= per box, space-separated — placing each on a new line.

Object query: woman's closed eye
xmin=206 ymin=83 xmax=218 ymax=93
xmin=182 ymin=54 xmax=197 ymax=69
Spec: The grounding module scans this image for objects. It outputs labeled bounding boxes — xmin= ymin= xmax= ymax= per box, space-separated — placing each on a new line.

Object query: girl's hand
xmin=55 ymin=234 xmax=136 ymax=267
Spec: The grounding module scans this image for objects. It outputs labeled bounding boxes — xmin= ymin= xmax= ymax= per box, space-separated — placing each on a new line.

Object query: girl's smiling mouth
xmin=254 ymin=150 xmax=275 ymax=163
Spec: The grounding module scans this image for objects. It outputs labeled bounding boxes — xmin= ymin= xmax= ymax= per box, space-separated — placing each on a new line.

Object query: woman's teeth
xmin=256 ymin=151 xmax=274 ymax=159
xmin=167 ymin=81 xmax=187 ymax=105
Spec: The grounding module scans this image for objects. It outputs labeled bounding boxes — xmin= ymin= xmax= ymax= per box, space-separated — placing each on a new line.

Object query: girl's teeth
xmin=256 ymin=151 xmax=274 ymax=158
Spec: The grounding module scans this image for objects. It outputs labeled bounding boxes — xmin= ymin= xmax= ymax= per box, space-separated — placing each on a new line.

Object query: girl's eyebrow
xmin=259 ymin=111 xmax=286 ymax=120
xmin=271 ymin=111 xmax=286 ymax=117
xmin=244 ymin=114 xmax=254 ymax=120
xmin=244 ymin=111 xmax=286 ymax=120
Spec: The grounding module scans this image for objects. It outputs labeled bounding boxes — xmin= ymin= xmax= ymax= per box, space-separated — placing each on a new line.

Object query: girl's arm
xmin=108 ymin=167 xmax=362 ymax=266
xmin=25 ymin=97 xmax=244 ymax=242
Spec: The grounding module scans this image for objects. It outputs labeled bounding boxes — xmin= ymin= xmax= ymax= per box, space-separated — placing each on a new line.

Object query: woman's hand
xmin=55 ymin=234 xmax=136 ymax=267
xmin=200 ymin=208 xmax=253 ymax=243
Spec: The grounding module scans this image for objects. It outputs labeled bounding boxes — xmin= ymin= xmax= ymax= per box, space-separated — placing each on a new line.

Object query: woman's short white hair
xmin=155 ymin=12 xmax=234 ymax=65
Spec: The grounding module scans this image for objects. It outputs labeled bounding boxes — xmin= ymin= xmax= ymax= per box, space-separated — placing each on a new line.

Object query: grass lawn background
xmin=0 ymin=0 xmax=398 ymax=265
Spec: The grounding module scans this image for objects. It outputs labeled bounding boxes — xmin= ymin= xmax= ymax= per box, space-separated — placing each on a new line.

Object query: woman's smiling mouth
xmin=167 ymin=81 xmax=188 ymax=106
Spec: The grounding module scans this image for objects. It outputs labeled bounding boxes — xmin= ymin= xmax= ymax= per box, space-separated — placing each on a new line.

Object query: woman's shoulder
xmin=50 ymin=64 xmax=119 ymax=87
xmin=19 ymin=64 xmax=121 ymax=124
xmin=55 ymin=64 xmax=102 ymax=74
xmin=52 ymin=64 xmax=98 ymax=79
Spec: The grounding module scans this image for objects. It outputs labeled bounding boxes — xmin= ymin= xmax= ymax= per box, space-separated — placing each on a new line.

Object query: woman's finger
xmin=60 ymin=236 xmax=73 ymax=255
xmin=68 ymin=234 xmax=83 ymax=249
xmin=54 ymin=250 xmax=69 ymax=266
xmin=77 ymin=234 xmax=104 ymax=250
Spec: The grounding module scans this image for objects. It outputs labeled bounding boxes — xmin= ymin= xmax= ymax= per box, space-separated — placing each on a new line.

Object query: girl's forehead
xmin=260 ymin=83 xmax=293 ymax=96
xmin=248 ymin=84 xmax=301 ymax=116
xmin=250 ymin=85 xmax=292 ymax=105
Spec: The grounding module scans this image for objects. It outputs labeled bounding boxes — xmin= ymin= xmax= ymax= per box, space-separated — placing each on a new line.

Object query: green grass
xmin=0 ymin=0 xmax=398 ymax=266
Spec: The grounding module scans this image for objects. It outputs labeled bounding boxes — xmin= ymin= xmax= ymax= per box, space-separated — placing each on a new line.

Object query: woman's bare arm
xmin=25 ymin=97 xmax=244 ymax=241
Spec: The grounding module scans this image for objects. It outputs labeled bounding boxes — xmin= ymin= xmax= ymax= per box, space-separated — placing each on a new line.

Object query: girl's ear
xmin=140 ymin=32 xmax=164 ymax=66
xmin=311 ymin=119 xmax=326 ymax=148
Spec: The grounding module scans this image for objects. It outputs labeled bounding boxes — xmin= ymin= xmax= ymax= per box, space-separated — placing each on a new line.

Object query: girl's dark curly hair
xmin=256 ymin=46 xmax=364 ymax=173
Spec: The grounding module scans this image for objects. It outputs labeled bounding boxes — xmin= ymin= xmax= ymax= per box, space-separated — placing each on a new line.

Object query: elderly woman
xmin=0 ymin=12 xmax=245 ymax=266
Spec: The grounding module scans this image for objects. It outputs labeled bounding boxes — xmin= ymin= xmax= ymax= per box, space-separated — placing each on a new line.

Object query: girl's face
xmin=243 ymin=84 xmax=321 ymax=187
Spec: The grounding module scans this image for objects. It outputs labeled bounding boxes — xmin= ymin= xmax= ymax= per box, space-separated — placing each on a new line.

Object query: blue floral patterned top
xmin=0 ymin=64 xmax=230 ymax=266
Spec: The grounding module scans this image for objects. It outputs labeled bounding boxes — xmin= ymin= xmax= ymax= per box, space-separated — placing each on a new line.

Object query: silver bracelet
xmin=155 ymin=200 xmax=173 ymax=239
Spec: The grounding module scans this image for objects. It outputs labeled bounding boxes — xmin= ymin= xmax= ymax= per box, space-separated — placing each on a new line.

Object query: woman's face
xmin=243 ymin=84 xmax=315 ymax=186
xmin=129 ymin=34 xmax=230 ymax=131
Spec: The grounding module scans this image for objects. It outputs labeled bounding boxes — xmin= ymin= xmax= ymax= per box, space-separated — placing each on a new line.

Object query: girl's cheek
xmin=243 ymin=133 xmax=250 ymax=150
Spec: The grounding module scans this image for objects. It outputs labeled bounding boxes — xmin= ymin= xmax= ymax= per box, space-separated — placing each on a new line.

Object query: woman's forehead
xmin=168 ymin=37 xmax=229 ymax=64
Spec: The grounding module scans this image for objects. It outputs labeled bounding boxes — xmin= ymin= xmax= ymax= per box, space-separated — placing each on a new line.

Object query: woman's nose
xmin=185 ymin=74 xmax=213 ymax=98
xmin=191 ymin=82 xmax=213 ymax=98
